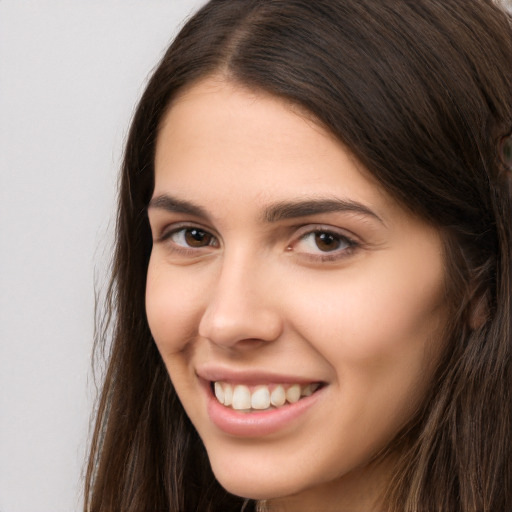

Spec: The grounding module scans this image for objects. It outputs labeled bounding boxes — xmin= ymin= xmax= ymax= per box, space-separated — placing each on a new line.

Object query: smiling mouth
xmin=212 ymin=381 xmax=323 ymax=412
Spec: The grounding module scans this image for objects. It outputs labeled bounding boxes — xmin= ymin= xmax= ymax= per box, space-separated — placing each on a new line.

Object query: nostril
xmin=198 ymin=289 xmax=283 ymax=348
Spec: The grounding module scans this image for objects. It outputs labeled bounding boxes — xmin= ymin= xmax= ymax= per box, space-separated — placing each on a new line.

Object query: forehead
xmin=154 ymin=77 xmax=397 ymax=220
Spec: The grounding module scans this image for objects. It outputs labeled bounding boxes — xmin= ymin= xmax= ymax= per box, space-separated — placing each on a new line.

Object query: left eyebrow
xmin=263 ymin=198 xmax=384 ymax=224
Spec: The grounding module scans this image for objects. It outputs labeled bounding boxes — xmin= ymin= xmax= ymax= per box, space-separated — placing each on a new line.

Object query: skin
xmin=146 ymin=76 xmax=448 ymax=512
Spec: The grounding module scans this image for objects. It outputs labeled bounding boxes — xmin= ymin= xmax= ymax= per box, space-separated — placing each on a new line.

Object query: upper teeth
xmin=214 ymin=382 xmax=320 ymax=411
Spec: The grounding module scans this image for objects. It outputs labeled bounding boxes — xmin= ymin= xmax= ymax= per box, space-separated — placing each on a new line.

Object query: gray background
xmin=0 ymin=2 xmax=204 ymax=511
xmin=1 ymin=1 xmax=511 ymax=511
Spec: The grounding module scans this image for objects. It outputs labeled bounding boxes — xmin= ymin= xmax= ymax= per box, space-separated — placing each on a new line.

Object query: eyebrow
xmin=148 ymin=195 xmax=209 ymax=218
xmin=148 ymin=194 xmax=383 ymax=224
xmin=263 ymin=198 xmax=383 ymax=224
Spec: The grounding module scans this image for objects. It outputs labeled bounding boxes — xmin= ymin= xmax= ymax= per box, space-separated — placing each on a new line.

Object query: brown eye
xmin=314 ymin=232 xmax=343 ymax=252
xmin=292 ymin=229 xmax=356 ymax=261
xmin=184 ymin=228 xmax=213 ymax=247
xmin=167 ymin=227 xmax=217 ymax=249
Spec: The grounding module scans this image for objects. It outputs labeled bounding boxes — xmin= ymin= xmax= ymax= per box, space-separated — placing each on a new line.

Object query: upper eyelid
xmin=147 ymin=208 xmax=212 ymax=228
xmin=153 ymin=221 xmax=219 ymax=241
xmin=292 ymin=223 xmax=360 ymax=242
xmin=298 ymin=229 xmax=355 ymax=243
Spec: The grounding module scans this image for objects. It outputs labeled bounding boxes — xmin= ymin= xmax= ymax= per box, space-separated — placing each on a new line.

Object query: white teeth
xmin=224 ymin=383 xmax=233 ymax=406
xmin=232 ymin=385 xmax=251 ymax=410
xmin=251 ymin=386 xmax=270 ymax=409
xmin=214 ymin=381 xmax=320 ymax=410
xmin=214 ymin=382 xmax=225 ymax=404
xmin=270 ymin=385 xmax=286 ymax=407
xmin=286 ymin=384 xmax=301 ymax=403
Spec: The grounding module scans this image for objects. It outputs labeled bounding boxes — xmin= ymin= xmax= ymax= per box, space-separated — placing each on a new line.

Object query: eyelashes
xmin=156 ymin=224 xmax=359 ymax=262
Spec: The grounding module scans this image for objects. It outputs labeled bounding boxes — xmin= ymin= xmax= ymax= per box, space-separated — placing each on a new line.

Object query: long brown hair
xmin=85 ymin=1 xmax=512 ymax=510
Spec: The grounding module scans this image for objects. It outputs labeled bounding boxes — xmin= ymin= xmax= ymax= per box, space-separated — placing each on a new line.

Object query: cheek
xmin=288 ymin=254 xmax=446 ymax=401
xmin=309 ymin=253 xmax=442 ymax=346
xmin=145 ymin=256 xmax=205 ymax=355
xmin=145 ymin=257 xmax=217 ymax=432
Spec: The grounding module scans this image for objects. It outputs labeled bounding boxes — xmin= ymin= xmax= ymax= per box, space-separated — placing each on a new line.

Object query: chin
xmin=214 ymin=473 xmax=294 ymax=501
xmin=207 ymin=452 xmax=316 ymax=501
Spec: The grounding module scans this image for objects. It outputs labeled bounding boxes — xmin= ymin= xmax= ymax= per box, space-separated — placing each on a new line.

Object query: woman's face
xmin=146 ymin=77 xmax=447 ymax=510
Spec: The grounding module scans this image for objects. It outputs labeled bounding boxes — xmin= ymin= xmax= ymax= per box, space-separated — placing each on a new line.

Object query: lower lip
xmin=204 ymin=382 xmax=325 ymax=437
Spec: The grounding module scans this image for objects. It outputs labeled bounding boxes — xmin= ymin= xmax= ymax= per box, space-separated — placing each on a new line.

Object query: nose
xmin=198 ymin=252 xmax=284 ymax=350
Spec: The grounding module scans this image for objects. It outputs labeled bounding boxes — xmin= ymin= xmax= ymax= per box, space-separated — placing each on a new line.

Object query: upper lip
xmin=196 ymin=364 xmax=324 ymax=385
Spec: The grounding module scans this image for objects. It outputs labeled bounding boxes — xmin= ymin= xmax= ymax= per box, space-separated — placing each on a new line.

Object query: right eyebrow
xmin=148 ymin=194 xmax=209 ymax=218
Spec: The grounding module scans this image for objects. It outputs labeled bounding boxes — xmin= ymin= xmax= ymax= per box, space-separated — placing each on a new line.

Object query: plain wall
xmin=0 ymin=2 xmax=205 ymax=511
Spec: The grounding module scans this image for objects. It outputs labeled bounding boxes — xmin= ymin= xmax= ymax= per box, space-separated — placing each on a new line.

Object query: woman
xmin=85 ymin=1 xmax=512 ymax=511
